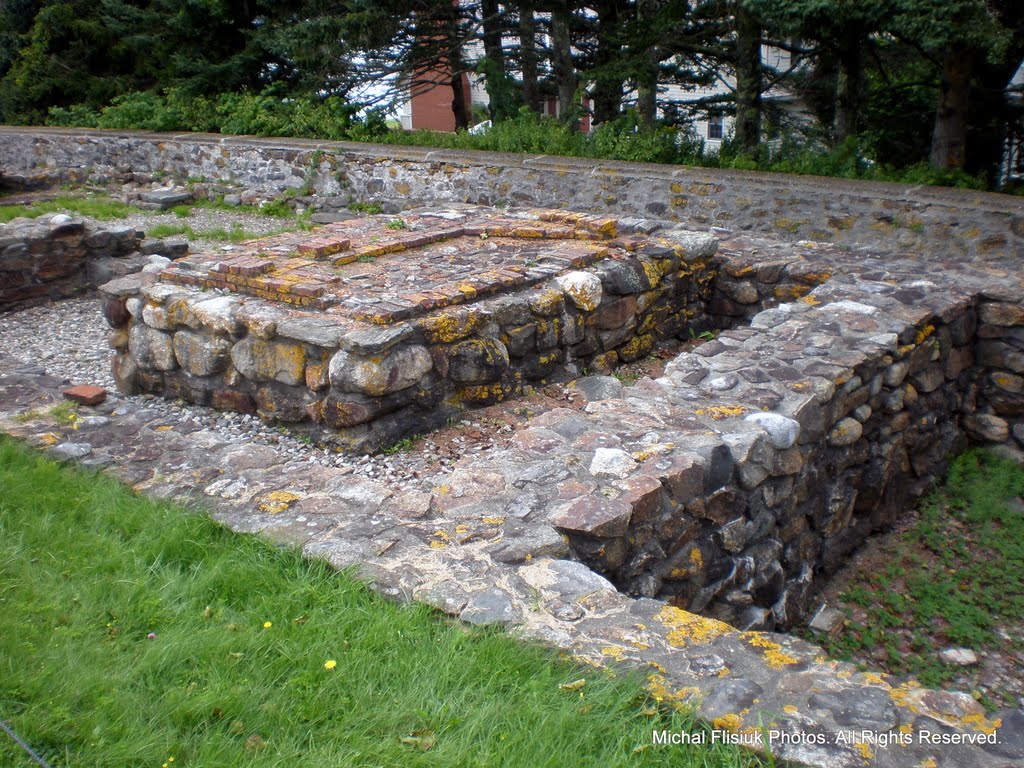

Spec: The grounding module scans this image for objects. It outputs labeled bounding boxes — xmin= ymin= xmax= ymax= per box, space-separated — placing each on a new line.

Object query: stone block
xmin=231 ymin=337 xmax=307 ymax=386
xmin=552 ymin=496 xmax=632 ymax=538
xmin=173 ymin=330 xmax=231 ymax=377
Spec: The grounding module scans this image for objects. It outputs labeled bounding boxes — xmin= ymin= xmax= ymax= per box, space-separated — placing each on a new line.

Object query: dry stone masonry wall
xmin=0 ymin=214 xmax=144 ymax=311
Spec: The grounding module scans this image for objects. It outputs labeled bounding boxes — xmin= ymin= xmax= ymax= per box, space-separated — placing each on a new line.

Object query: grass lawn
xmin=811 ymin=448 xmax=1024 ymax=705
xmin=0 ymin=437 xmax=766 ymax=768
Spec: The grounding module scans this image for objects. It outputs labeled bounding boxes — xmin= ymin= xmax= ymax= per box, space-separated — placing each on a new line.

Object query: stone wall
xmin=1 ymin=127 xmax=1023 ymax=263
xmin=429 ymin=234 xmax=1024 ymax=630
xmin=0 ymin=214 xmax=144 ymax=312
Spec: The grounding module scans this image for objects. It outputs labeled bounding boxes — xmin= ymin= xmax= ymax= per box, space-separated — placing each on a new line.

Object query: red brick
xmin=63 ymin=384 xmax=107 ymax=406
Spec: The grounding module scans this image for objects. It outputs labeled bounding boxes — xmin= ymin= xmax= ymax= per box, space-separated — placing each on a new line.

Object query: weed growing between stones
xmin=0 ymin=194 xmax=134 ymax=223
xmin=0 ymin=437 xmax=767 ymax=768
xmin=347 ymin=201 xmax=383 ymax=214
xmin=807 ymin=449 xmax=1024 ymax=708
xmin=48 ymin=401 xmax=79 ymax=428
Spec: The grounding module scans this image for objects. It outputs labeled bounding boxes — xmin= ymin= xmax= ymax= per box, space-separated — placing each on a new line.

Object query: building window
xmin=707 ymin=115 xmax=724 ymax=141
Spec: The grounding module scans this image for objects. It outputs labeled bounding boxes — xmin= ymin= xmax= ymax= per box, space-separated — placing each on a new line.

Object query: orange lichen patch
xmin=861 ymin=672 xmax=890 ymax=687
xmin=801 ymin=294 xmax=822 ymax=306
xmin=696 ymin=405 xmax=747 ymax=420
xmin=741 ymin=634 xmax=799 ymax=669
xmin=257 ymin=490 xmax=302 ymax=514
xmin=961 ymin=713 xmax=1001 ymax=735
xmin=601 ymin=645 xmax=629 ymax=661
xmin=712 ymin=713 xmax=742 ymax=732
xmin=914 ymin=324 xmax=936 ymax=344
xmin=773 ymin=284 xmax=812 ymax=302
xmin=656 ymin=605 xmax=733 ymax=648
xmin=855 ymin=742 xmax=874 ymax=760
xmin=631 ymin=442 xmax=675 ymax=462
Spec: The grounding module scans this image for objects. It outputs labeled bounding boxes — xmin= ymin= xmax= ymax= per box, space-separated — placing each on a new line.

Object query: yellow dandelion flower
xmin=263 ymin=621 xmax=272 ymax=629
xmin=324 ymin=659 xmax=337 ymax=670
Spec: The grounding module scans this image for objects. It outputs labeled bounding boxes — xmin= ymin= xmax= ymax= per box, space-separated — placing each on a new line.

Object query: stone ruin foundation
xmin=100 ymin=206 xmax=1024 ymax=632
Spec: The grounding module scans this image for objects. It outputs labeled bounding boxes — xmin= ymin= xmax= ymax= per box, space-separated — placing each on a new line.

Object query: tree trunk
xmin=834 ymin=30 xmax=862 ymax=144
xmin=480 ymin=0 xmax=516 ymax=121
xmin=733 ymin=2 xmax=761 ymax=152
xmin=519 ymin=1 xmax=540 ymax=111
xmin=551 ymin=9 xmax=578 ymax=125
xmin=636 ymin=0 xmax=659 ymax=126
xmin=929 ymin=45 xmax=972 ymax=170
xmin=592 ymin=0 xmax=623 ymax=125
xmin=451 ymin=72 xmax=470 ymax=130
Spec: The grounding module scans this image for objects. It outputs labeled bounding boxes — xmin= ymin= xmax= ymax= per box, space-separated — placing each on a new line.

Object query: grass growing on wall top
xmin=0 ymin=437 xmax=767 ymax=768
xmin=0 ymin=195 xmax=134 ymax=224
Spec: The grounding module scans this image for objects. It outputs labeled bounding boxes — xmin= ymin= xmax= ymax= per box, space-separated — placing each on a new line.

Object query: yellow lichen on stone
xmin=773 ymin=284 xmax=812 ymax=301
xmin=670 ymin=182 xmax=684 ymax=194
xmin=801 ymin=295 xmax=822 ymax=306
xmin=656 ymin=605 xmax=733 ymax=648
xmin=529 ymin=289 xmax=564 ymax=316
xmin=914 ymin=324 xmax=935 ymax=345
xmin=961 ymin=713 xmax=1000 ymax=735
xmin=783 ymin=705 xmax=798 ymax=714
xmin=712 ymin=713 xmax=742 ymax=732
xmin=257 ymin=490 xmax=302 ymax=514
xmin=742 ymin=633 xmax=799 ymax=669
xmin=918 ymin=759 xmax=937 ymax=768
xmin=618 ymin=334 xmax=654 ymax=361
xmin=601 ymin=645 xmax=628 ymax=661
xmin=482 ymin=516 xmax=505 ymax=525
xmin=855 ymin=742 xmax=874 ymax=760
xmin=420 ymin=312 xmax=481 ymax=344
xmin=454 ymin=524 xmax=470 ymax=534
xmin=631 ymin=442 xmax=675 ymax=462
xmin=696 ymin=405 xmax=747 ymax=420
